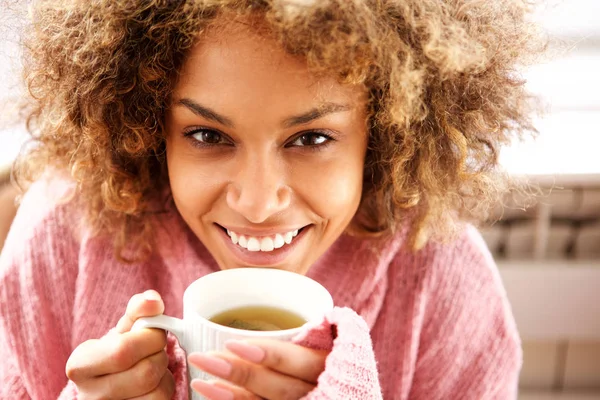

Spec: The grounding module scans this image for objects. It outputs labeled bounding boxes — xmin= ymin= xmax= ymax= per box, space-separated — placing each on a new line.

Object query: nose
xmin=226 ymin=153 xmax=291 ymax=223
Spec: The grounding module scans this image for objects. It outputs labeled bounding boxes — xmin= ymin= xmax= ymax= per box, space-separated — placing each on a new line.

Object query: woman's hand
xmin=65 ymin=290 xmax=175 ymax=399
xmin=189 ymin=339 xmax=329 ymax=400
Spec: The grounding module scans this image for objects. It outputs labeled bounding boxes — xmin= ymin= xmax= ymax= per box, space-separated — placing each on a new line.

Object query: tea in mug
xmin=209 ymin=305 xmax=306 ymax=331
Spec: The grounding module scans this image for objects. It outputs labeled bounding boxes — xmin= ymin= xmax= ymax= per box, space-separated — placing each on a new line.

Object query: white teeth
xmin=247 ymin=237 xmax=261 ymax=252
xmin=273 ymin=234 xmax=285 ymax=249
xmin=260 ymin=236 xmax=274 ymax=251
xmin=284 ymin=232 xmax=293 ymax=244
xmin=230 ymin=231 xmax=238 ymax=245
xmin=226 ymin=228 xmax=303 ymax=252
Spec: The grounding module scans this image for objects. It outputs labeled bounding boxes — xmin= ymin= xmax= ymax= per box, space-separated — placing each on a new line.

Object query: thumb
xmin=114 ymin=290 xmax=165 ymax=333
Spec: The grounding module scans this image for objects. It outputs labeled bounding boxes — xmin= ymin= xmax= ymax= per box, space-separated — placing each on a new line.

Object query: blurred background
xmin=484 ymin=1 xmax=600 ymax=399
xmin=0 ymin=1 xmax=599 ymax=399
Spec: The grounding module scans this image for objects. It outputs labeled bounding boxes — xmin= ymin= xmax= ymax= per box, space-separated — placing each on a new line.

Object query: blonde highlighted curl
xmin=16 ymin=0 xmax=545 ymax=260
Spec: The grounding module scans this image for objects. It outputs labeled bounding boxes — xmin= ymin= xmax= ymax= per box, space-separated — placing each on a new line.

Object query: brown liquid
xmin=208 ymin=305 xmax=306 ymax=331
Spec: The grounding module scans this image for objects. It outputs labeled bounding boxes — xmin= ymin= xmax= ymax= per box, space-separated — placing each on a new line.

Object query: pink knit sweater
xmin=0 ymin=180 xmax=522 ymax=399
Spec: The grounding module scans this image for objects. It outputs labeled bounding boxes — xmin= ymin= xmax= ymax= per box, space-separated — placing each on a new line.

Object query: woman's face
xmin=165 ymin=24 xmax=368 ymax=275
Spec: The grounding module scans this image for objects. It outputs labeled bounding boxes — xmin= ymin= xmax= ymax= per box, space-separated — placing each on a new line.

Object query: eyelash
xmin=183 ymin=127 xmax=233 ymax=149
xmin=285 ymin=130 xmax=336 ymax=150
xmin=183 ymin=127 xmax=337 ymax=150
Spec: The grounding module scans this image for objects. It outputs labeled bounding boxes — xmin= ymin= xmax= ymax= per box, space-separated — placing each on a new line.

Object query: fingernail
xmin=191 ymin=379 xmax=234 ymax=400
xmin=225 ymin=340 xmax=265 ymax=363
xmin=189 ymin=353 xmax=232 ymax=377
xmin=144 ymin=290 xmax=161 ymax=301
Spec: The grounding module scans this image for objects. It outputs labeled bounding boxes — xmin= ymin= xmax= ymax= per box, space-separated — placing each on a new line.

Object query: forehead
xmin=173 ymin=20 xmax=367 ymax=109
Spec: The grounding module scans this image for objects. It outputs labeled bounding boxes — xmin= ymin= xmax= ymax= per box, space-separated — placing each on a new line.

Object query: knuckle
xmin=65 ymin=340 xmax=97 ymax=381
xmin=239 ymin=390 xmax=257 ymax=400
xmin=80 ymin=394 xmax=109 ymax=400
xmin=303 ymin=355 xmax=326 ymax=380
xmin=109 ymin=335 xmax=137 ymax=370
xmin=276 ymin=382 xmax=311 ymax=400
xmin=231 ymin=362 xmax=255 ymax=388
xmin=64 ymin=354 xmax=80 ymax=381
xmin=266 ymin=349 xmax=285 ymax=369
xmin=156 ymin=350 xmax=169 ymax=371
xmin=132 ymin=355 xmax=166 ymax=393
xmin=150 ymin=328 xmax=168 ymax=348
xmin=72 ymin=386 xmax=110 ymax=400
xmin=157 ymin=370 xmax=175 ymax=399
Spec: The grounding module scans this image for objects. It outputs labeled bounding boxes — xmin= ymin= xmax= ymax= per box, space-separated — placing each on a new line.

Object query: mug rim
xmin=182 ymin=267 xmax=333 ymax=336
xmin=187 ymin=310 xmax=311 ymax=337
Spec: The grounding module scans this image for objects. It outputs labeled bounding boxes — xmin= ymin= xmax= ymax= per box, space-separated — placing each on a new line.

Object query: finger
xmin=191 ymin=379 xmax=260 ymax=400
xmin=66 ymin=328 xmax=167 ymax=381
xmin=129 ymin=368 xmax=175 ymax=400
xmin=189 ymin=352 xmax=315 ymax=400
xmin=115 ymin=290 xmax=165 ymax=333
xmin=81 ymin=351 xmax=169 ymax=399
xmin=225 ymin=339 xmax=328 ymax=383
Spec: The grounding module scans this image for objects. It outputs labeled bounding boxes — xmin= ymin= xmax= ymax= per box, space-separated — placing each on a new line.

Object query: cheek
xmin=165 ymin=142 xmax=225 ymax=216
xmin=295 ymin=155 xmax=364 ymax=220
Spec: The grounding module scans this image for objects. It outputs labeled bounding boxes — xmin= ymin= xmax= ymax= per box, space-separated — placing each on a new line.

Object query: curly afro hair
xmin=16 ymin=0 xmax=545 ymax=260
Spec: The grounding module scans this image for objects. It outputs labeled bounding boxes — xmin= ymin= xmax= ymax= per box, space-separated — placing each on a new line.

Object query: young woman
xmin=0 ymin=0 xmax=543 ymax=398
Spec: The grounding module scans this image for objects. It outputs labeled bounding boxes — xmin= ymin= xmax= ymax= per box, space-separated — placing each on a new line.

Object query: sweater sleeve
xmin=0 ymin=184 xmax=192 ymax=400
xmin=0 ymin=180 xmax=80 ymax=399
xmin=408 ymin=226 xmax=522 ymax=399
xmin=292 ymin=307 xmax=382 ymax=399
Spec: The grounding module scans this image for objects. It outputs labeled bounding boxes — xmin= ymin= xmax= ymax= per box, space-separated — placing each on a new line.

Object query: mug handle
xmin=131 ymin=315 xmax=185 ymax=345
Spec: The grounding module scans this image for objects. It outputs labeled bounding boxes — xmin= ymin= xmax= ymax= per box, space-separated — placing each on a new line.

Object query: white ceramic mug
xmin=132 ymin=267 xmax=333 ymax=400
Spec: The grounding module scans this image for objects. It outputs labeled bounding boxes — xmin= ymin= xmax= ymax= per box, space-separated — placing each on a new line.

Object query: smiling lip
xmin=216 ymin=224 xmax=309 ymax=266
xmin=220 ymin=225 xmax=303 ymax=237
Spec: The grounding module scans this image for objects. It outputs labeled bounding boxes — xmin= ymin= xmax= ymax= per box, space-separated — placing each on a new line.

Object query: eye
xmin=192 ymin=129 xmax=224 ymax=144
xmin=185 ymin=128 xmax=231 ymax=146
xmin=287 ymin=132 xmax=333 ymax=147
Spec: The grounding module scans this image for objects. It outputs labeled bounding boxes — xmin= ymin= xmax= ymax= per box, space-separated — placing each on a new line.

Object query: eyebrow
xmin=282 ymin=102 xmax=351 ymax=128
xmin=177 ymin=98 xmax=234 ymax=127
xmin=176 ymin=98 xmax=351 ymax=128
